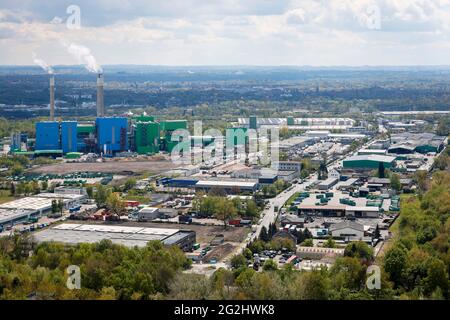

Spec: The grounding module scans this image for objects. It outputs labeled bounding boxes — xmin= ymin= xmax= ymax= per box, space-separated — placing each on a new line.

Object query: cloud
xmin=1 ymin=1 xmax=450 ymax=65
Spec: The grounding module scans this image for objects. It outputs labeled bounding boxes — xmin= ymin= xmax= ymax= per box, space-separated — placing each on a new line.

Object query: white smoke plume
xmin=32 ymin=52 xmax=54 ymax=74
xmin=62 ymin=42 xmax=102 ymax=73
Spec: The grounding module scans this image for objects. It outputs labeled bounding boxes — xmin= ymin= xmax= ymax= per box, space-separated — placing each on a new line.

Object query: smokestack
xmin=50 ymin=75 xmax=55 ymax=121
xmin=97 ymin=73 xmax=104 ymax=117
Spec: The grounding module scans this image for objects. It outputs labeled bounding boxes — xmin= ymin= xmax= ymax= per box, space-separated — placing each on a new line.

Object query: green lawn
xmin=0 ymin=190 xmax=14 ymax=204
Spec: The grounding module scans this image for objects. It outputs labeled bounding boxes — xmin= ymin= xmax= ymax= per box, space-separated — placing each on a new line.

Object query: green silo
xmin=287 ymin=116 xmax=295 ymax=126
xmin=135 ymin=121 xmax=160 ymax=154
xmin=249 ymin=116 xmax=257 ymax=129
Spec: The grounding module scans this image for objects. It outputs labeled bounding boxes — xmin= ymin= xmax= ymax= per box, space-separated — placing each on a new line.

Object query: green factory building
xmin=343 ymin=155 xmax=396 ymax=170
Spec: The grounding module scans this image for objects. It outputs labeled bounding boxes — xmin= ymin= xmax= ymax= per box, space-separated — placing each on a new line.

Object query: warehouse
xmin=318 ymin=177 xmax=339 ymax=190
xmin=0 ymin=193 xmax=86 ymax=224
xmin=194 ymin=180 xmax=259 ymax=194
xmin=329 ymin=221 xmax=364 ymax=240
xmin=389 ymin=133 xmax=447 ymax=154
xmin=137 ymin=207 xmax=161 ymax=221
xmin=0 ymin=208 xmax=35 ymax=226
xmin=343 ymin=155 xmax=396 ymax=170
xmin=34 ymin=223 xmax=196 ymax=251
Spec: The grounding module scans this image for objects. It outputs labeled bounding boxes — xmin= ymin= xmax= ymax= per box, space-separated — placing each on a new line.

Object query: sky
xmin=1 ymin=0 xmax=450 ymax=66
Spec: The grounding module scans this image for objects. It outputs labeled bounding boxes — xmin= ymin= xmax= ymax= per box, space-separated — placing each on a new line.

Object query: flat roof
xmin=344 ymin=154 xmax=396 ymax=163
xmin=0 ymin=208 xmax=34 ymax=224
xmin=195 ymin=180 xmax=257 ymax=188
xmin=34 ymin=223 xmax=187 ymax=248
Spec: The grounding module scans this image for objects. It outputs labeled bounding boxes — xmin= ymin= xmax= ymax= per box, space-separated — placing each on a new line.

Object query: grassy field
xmin=0 ymin=189 xmax=13 ymax=204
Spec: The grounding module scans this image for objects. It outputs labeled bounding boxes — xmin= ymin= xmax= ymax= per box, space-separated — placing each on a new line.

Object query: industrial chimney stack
xmin=96 ymin=73 xmax=105 ymax=117
xmin=49 ymin=75 xmax=55 ymax=121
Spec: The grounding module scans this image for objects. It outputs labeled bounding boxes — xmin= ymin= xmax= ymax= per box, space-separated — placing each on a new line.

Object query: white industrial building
xmin=0 ymin=192 xmax=86 ymax=226
xmin=329 ymin=221 xmax=364 ymax=239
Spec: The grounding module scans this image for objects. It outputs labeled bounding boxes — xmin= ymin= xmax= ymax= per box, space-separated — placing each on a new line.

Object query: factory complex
xmin=34 ymin=223 xmax=196 ymax=251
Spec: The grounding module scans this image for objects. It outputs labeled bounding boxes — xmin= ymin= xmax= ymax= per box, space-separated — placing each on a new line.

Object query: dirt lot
xmin=28 ymin=159 xmax=177 ymax=175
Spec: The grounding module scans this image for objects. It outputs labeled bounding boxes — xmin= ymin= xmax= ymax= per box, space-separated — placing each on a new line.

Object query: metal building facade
xmin=61 ymin=121 xmax=78 ymax=153
xmin=135 ymin=121 xmax=160 ymax=154
xmin=35 ymin=122 xmax=60 ymax=151
xmin=95 ymin=117 xmax=128 ymax=153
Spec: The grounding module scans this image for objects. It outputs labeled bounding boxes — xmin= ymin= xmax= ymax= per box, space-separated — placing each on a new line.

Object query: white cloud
xmin=1 ymin=0 xmax=450 ymax=65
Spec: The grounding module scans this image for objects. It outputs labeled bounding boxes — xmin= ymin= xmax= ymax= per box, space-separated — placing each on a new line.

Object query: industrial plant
xmin=11 ymin=73 xmax=188 ymax=158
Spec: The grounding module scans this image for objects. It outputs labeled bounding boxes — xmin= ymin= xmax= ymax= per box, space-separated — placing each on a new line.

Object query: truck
xmin=28 ymin=217 xmax=39 ymax=223
xmin=228 ymin=219 xmax=241 ymax=226
xmin=274 ymin=206 xmax=279 ymax=212
xmin=69 ymin=205 xmax=81 ymax=213
xmin=179 ymin=215 xmax=192 ymax=224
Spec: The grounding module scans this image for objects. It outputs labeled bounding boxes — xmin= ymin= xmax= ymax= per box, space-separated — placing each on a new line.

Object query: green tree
xmin=384 ymin=243 xmax=408 ymax=287
xmin=124 ymin=178 xmax=137 ymax=191
xmin=105 ymin=193 xmax=126 ymax=216
xmin=230 ymin=254 xmax=247 ymax=269
xmin=323 ymin=237 xmax=336 ymax=248
xmin=86 ymin=186 xmax=94 ymax=199
xmin=94 ymin=184 xmax=109 ymax=208
xmin=344 ymin=241 xmax=373 ymax=261
xmin=301 ymin=239 xmax=313 ymax=247
xmin=262 ymin=259 xmax=278 ymax=271
xmin=390 ymin=173 xmax=401 ymax=192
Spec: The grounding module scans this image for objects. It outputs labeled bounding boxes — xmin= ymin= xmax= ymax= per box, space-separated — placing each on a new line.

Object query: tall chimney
xmin=96 ymin=73 xmax=104 ymax=117
xmin=50 ymin=75 xmax=55 ymax=121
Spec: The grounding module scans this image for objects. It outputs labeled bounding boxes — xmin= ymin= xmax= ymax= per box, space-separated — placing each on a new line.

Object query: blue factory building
xmin=61 ymin=121 xmax=78 ymax=153
xmin=35 ymin=122 xmax=60 ymax=151
xmin=96 ymin=117 xmax=128 ymax=154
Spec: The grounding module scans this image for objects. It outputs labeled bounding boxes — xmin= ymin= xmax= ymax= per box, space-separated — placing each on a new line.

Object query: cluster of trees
xmin=261 ymin=180 xmax=291 ymax=198
xmin=0 ymin=236 xmax=190 ymax=299
xmin=192 ymin=195 xmax=260 ymax=225
xmin=382 ymin=171 xmax=449 ymax=299
xmin=0 ymin=155 xmax=30 ymax=176
xmin=169 ymin=241 xmax=393 ymax=300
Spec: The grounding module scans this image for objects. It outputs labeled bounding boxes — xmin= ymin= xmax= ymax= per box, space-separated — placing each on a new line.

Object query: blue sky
xmin=1 ymin=0 xmax=450 ymax=66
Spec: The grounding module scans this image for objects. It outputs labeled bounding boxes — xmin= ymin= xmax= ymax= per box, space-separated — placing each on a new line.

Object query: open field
xmin=28 ymin=159 xmax=177 ymax=175
xmin=0 ymin=190 xmax=14 ymax=204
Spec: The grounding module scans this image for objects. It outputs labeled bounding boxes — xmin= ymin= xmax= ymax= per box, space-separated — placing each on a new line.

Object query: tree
xmin=344 ymin=241 xmax=373 ymax=261
xmin=301 ymin=239 xmax=313 ymax=247
xmin=374 ymin=224 xmax=381 ymax=239
xmin=378 ymin=162 xmax=385 ymax=178
xmin=245 ymin=200 xmax=259 ymax=218
xmin=10 ymin=164 xmax=24 ymax=176
xmin=390 ymin=173 xmax=401 ymax=192
xmin=323 ymin=237 xmax=336 ymax=248
xmin=86 ymin=186 xmax=94 ymax=199
xmin=292 ymin=270 xmax=330 ymax=300
xmin=262 ymin=259 xmax=278 ymax=271
xmin=434 ymin=153 xmax=448 ymax=170
xmin=214 ymin=198 xmax=237 ymax=229
xmin=105 ymin=193 xmax=126 ymax=216
xmin=51 ymin=200 xmax=58 ymax=214
xmin=57 ymin=199 xmax=64 ymax=214
xmin=124 ymin=178 xmax=137 ymax=191
xmin=94 ymin=184 xmax=109 ymax=208
xmin=413 ymin=171 xmax=428 ymax=192
xmin=230 ymin=254 xmax=247 ymax=269
xmin=383 ymin=243 xmax=408 ymax=287
xmin=259 ymin=226 xmax=269 ymax=242
xmin=41 ymin=180 xmax=48 ymax=191
xmin=9 ymin=182 xmax=15 ymax=196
